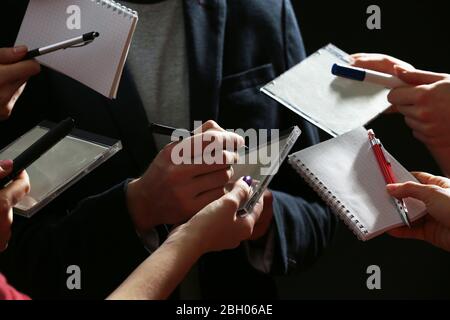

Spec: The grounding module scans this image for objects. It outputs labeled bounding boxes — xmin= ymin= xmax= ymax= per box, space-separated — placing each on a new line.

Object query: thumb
xmin=0 ymin=160 xmax=13 ymax=179
xmin=226 ymin=176 xmax=252 ymax=211
xmin=395 ymin=65 xmax=447 ymax=86
xmin=0 ymin=46 xmax=28 ymax=64
xmin=387 ymin=182 xmax=435 ymax=203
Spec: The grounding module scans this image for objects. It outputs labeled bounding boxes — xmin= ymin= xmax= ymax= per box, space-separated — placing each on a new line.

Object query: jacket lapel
xmin=183 ymin=0 xmax=227 ymax=129
xmin=106 ymin=66 xmax=157 ymax=174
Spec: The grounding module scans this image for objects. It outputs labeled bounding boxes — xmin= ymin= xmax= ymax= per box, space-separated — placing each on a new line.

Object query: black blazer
xmin=0 ymin=0 xmax=336 ymax=299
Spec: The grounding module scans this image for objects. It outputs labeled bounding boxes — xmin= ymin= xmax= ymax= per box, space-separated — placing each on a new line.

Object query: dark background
xmin=276 ymin=0 xmax=450 ymax=299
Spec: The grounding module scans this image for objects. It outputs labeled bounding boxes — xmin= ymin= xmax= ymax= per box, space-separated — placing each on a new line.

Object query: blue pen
xmin=331 ymin=63 xmax=407 ymax=88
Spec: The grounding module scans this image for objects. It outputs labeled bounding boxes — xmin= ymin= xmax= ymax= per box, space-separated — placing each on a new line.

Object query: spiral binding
xmin=90 ymin=0 xmax=138 ymax=19
xmin=288 ymin=156 xmax=369 ymax=240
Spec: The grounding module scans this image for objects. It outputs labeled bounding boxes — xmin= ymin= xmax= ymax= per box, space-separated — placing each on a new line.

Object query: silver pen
xmin=24 ymin=32 xmax=100 ymax=60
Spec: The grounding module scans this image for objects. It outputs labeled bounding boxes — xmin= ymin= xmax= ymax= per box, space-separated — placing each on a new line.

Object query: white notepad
xmin=261 ymin=44 xmax=391 ymax=137
xmin=288 ymin=127 xmax=426 ymax=241
xmin=15 ymin=0 xmax=138 ymax=99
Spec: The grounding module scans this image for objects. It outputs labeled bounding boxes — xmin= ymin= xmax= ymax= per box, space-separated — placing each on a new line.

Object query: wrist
xmin=126 ymin=178 xmax=158 ymax=233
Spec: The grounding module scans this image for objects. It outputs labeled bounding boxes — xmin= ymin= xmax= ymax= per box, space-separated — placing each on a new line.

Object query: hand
xmin=350 ymin=53 xmax=415 ymax=113
xmin=387 ymin=172 xmax=450 ymax=252
xmin=352 ymin=53 xmax=450 ymax=175
xmin=0 ymin=46 xmax=41 ymax=120
xmin=0 ymin=160 xmax=30 ymax=252
xmin=248 ymin=190 xmax=273 ymax=241
xmin=127 ymin=120 xmax=245 ymax=234
xmin=167 ymin=177 xmax=264 ymax=254
xmin=351 ymin=53 xmax=414 ymax=75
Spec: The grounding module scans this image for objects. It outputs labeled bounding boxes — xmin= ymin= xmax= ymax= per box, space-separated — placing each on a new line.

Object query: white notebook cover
xmin=15 ymin=0 xmax=138 ymax=99
xmin=261 ymin=44 xmax=391 ymax=137
xmin=289 ymin=127 xmax=426 ymax=241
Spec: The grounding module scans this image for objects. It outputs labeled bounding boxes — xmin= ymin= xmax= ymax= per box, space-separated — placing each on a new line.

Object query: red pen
xmin=368 ymin=129 xmax=411 ymax=227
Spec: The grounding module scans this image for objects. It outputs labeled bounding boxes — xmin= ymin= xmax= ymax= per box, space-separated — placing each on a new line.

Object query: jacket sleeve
xmin=267 ymin=0 xmax=337 ymax=275
xmin=0 ymin=181 xmax=149 ymax=299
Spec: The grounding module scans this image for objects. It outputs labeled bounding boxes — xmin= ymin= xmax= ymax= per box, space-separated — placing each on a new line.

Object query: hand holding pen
xmin=368 ymin=129 xmax=411 ymax=227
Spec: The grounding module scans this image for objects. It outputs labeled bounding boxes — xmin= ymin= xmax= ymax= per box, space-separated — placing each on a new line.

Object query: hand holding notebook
xmin=288 ymin=127 xmax=426 ymax=241
xmin=15 ymin=0 xmax=138 ymax=99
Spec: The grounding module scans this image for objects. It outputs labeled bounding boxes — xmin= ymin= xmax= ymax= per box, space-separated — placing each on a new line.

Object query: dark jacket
xmin=0 ymin=0 xmax=336 ymax=299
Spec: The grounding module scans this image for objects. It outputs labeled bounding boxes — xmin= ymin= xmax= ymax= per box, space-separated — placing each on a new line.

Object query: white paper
xmin=262 ymin=44 xmax=391 ymax=137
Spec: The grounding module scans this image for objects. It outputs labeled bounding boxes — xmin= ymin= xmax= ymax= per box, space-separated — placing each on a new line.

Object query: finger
xmin=175 ymin=130 xmax=244 ymax=159
xmin=194 ymin=186 xmax=226 ymax=211
xmin=244 ymin=195 xmax=264 ymax=225
xmin=387 ymin=225 xmax=425 ymax=241
xmin=395 ymin=65 xmax=448 ymax=86
xmin=0 ymin=160 xmax=13 ymax=178
xmin=351 ymin=54 xmax=414 ymax=75
xmin=1 ymin=171 xmax=31 ymax=207
xmin=386 ymin=181 xmax=436 ymax=203
xmin=384 ymin=105 xmax=399 ymax=114
xmin=226 ymin=178 xmax=251 ymax=209
xmin=396 ymin=106 xmax=423 ymax=120
xmin=0 ymin=60 xmax=41 ymax=84
xmin=191 ymin=166 xmax=234 ymax=196
xmin=192 ymin=120 xmax=224 ymax=134
xmin=404 ymin=117 xmax=435 ymax=135
xmin=411 ymin=171 xmax=450 ymax=188
xmin=0 ymin=46 xmax=28 ymax=64
xmin=189 ymin=162 xmax=236 ymax=178
xmin=388 ymin=86 xmax=427 ymax=106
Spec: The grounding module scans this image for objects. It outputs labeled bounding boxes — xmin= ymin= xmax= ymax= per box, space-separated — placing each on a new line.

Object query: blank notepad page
xmin=289 ymin=127 xmax=426 ymax=240
xmin=16 ymin=0 xmax=138 ymax=98
xmin=262 ymin=44 xmax=391 ymax=137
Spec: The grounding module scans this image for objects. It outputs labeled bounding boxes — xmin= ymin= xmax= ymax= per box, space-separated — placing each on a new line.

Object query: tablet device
xmin=231 ymin=126 xmax=302 ymax=215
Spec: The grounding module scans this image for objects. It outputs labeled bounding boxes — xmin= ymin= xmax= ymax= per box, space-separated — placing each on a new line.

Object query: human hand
xmin=0 ymin=46 xmax=41 ymax=120
xmin=0 ymin=160 xmax=30 ymax=251
xmin=350 ymin=53 xmax=415 ymax=114
xmin=127 ymin=120 xmax=245 ymax=234
xmin=167 ymin=176 xmax=264 ymax=254
xmin=387 ymin=172 xmax=450 ymax=252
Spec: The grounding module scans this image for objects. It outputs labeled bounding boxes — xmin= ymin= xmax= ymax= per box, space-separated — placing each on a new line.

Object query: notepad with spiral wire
xmin=288 ymin=127 xmax=427 ymax=241
xmin=15 ymin=0 xmax=138 ymax=99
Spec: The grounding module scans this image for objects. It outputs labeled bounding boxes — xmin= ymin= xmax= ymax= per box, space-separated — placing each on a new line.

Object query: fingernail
xmin=243 ymin=176 xmax=253 ymax=187
xmin=13 ymin=45 xmax=28 ymax=55
xmin=0 ymin=159 xmax=13 ymax=171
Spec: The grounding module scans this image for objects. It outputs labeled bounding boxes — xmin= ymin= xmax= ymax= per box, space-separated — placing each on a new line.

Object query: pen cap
xmin=331 ymin=63 xmax=365 ymax=81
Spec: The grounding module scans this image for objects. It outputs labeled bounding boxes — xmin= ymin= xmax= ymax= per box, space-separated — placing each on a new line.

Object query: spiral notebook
xmin=15 ymin=0 xmax=138 ymax=99
xmin=261 ymin=44 xmax=391 ymax=137
xmin=288 ymin=127 xmax=426 ymax=241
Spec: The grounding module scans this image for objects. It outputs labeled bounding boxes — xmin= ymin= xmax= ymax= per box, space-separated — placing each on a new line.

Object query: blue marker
xmin=331 ymin=63 xmax=407 ymax=88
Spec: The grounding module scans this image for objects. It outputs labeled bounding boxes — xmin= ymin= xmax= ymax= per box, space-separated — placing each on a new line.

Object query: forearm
xmin=108 ymin=232 xmax=202 ymax=300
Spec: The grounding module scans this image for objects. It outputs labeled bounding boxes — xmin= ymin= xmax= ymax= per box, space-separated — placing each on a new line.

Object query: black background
xmin=276 ymin=0 xmax=450 ymax=299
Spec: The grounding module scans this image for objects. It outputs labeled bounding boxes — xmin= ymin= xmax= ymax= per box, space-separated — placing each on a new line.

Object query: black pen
xmin=149 ymin=123 xmax=248 ymax=150
xmin=24 ymin=32 xmax=100 ymax=60
xmin=0 ymin=118 xmax=75 ymax=188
